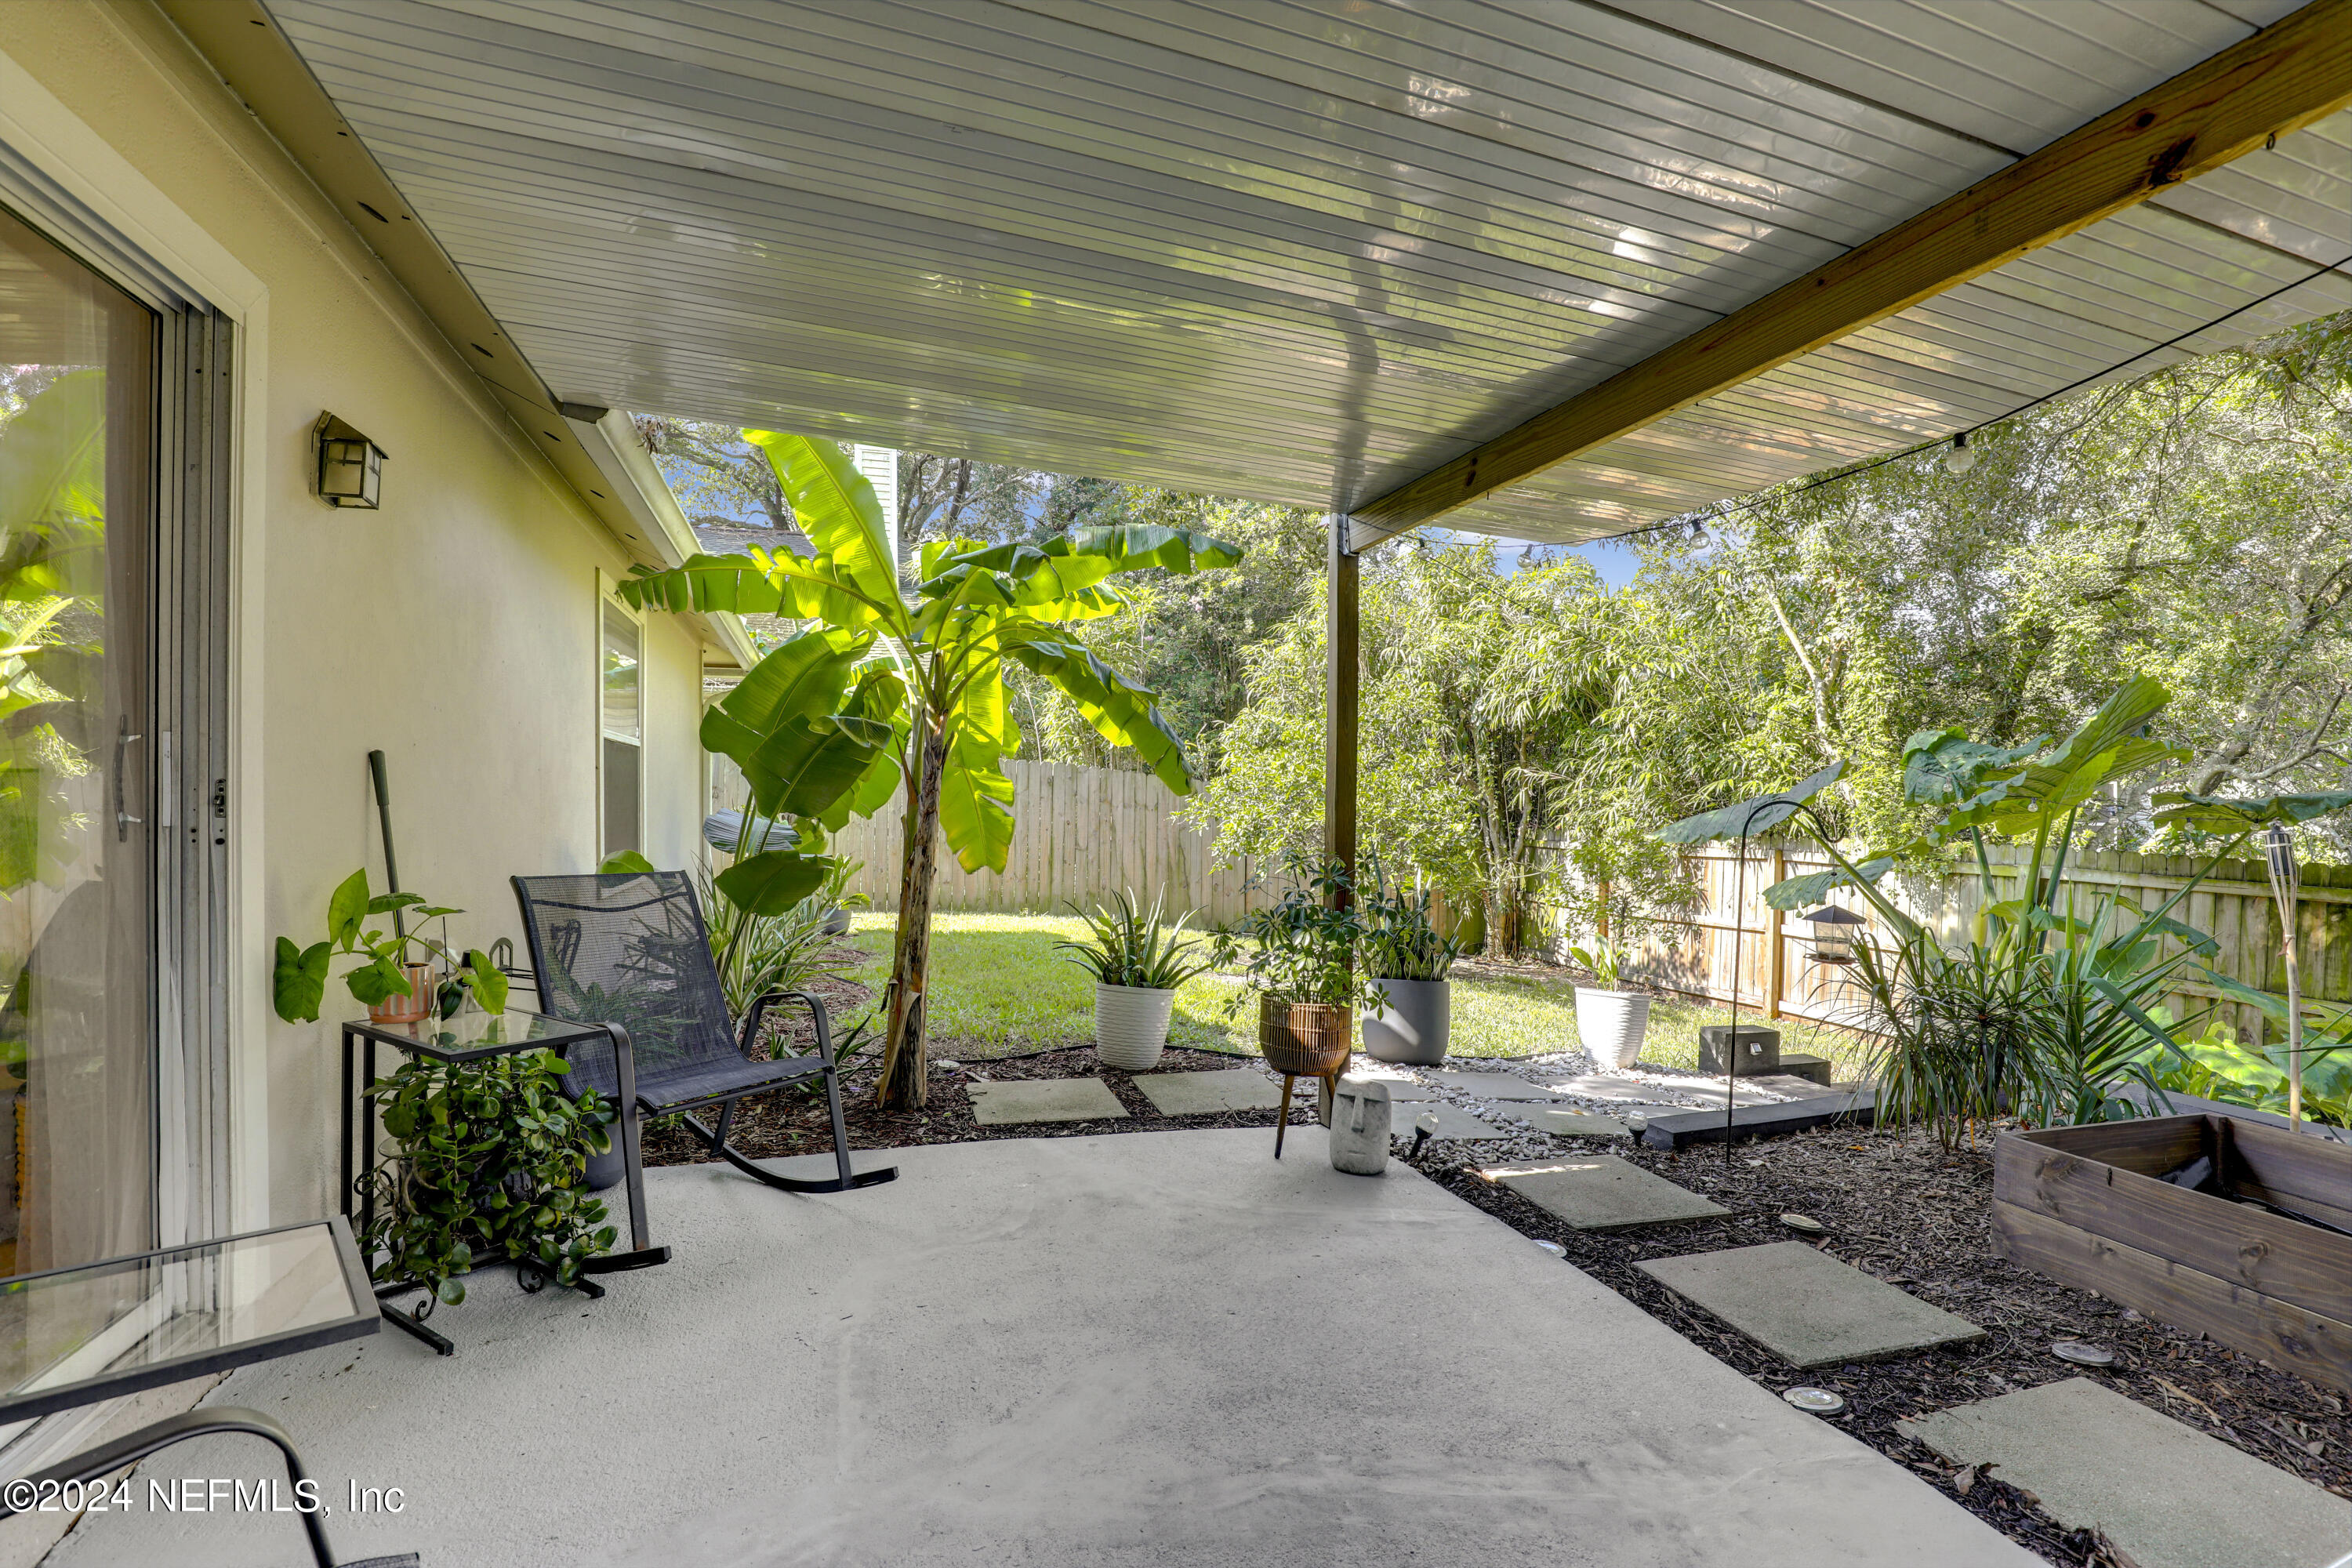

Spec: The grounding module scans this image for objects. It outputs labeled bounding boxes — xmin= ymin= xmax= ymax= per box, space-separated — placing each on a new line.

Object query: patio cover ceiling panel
xmin=1436 ymin=111 xmax=2352 ymax=539
xmin=247 ymin=0 xmax=2349 ymax=544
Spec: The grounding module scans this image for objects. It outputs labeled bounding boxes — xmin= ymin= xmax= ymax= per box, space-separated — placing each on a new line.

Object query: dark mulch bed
xmin=1414 ymin=1121 xmax=2349 ymax=1565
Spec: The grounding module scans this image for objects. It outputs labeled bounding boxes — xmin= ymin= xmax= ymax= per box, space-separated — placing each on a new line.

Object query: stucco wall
xmin=2 ymin=2 xmax=717 ymax=1225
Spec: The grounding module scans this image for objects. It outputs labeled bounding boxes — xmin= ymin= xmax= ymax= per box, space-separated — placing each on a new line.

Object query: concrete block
xmin=966 ymin=1077 xmax=1130 ymax=1125
xmin=1743 ymin=1067 xmax=1837 ymax=1098
xmin=1900 ymin=1377 xmax=2347 ymax=1568
xmin=1132 ymin=1070 xmax=1284 ymax=1116
xmin=1639 ymin=1241 xmax=1984 ymax=1366
xmin=1638 ymin=1090 xmax=1876 ymax=1149
xmin=1775 ymin=1053 xmax=1834 ymax=1086
xmin=1698 ymin=1025 xmax=1780 ymax=1075
xmin=1486 ymin=1156 xmax=1731 ymax=1231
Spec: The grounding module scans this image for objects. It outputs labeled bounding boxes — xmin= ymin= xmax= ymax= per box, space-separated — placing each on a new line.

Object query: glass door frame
xmin=0 ymin=198 xmax=236 ymax=1311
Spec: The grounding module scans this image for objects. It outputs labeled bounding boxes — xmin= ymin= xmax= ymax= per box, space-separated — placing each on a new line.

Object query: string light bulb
xmin=1943 ymin=430 xmax=1976 ymax=476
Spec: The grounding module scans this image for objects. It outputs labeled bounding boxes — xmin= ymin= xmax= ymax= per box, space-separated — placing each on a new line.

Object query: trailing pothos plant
xmin=618 ymin=430 xmax=1239 ymax=1108
xmin=271 ymin=868 xmax=508 ymax=1024
xmin=358 ymin=1047 xmax=616 ymax=1308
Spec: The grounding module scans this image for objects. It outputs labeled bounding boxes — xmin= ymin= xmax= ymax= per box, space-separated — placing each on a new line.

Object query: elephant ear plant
xmin=1660 ymin=677 xmax=2352 ymax=1142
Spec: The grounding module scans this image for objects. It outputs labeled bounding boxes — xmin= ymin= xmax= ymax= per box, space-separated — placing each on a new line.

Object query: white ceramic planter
xmin=1361 ymin=978 xmax=1451 ymax=1065
xmin=1574 ymin=986 xmax=1651 ymax=1070
xmin=1094 ymin=982 xmax=1178 ymax=1071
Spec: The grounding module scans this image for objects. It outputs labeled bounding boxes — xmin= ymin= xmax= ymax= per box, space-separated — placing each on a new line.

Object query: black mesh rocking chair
xmin=511 ymin=872 xmax=896 ymax=1198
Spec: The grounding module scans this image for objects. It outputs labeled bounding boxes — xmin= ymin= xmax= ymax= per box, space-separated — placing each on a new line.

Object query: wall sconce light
xmin=314 ymin=413 xmax=387 ymax=509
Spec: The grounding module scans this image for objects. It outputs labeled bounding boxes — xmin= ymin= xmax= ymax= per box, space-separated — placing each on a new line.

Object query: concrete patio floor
xmin=52 ymin=1129 xmax=2035 ymax=1566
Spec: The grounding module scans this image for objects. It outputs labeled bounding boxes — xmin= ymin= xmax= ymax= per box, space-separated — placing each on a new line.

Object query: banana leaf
xmin=743 ymin=431 xmax=902 ymax=615
xmin=1002 ymin=631 xmax=1192 ymax=795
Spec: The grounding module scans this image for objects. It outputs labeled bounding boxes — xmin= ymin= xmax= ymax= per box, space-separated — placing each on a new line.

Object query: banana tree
xmin=620 ymin=431 xmax=1239 ymax=1108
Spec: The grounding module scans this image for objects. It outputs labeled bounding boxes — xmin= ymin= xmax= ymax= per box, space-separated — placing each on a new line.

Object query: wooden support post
xmin=1323 ymin=514 xmax=1358 ymax=908
xmin=1765 ymin=846 xmax=1785 ymax=1021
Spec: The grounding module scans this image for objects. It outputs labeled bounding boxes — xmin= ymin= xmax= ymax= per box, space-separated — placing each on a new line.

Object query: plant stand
xmin=1260 ymin=999 xmax=1352 ymax=1159
xmin=340 ymin=1010 xmax=672 ymax=1355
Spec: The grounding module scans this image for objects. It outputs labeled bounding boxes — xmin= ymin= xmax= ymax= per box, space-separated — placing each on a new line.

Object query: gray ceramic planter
xmin=1361 ymin=977 xmax=1451 ymax=1065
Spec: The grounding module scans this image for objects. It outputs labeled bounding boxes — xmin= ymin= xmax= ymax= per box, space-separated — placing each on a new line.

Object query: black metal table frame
xmin=339 ymin=1014 xmax=670 ymax=1355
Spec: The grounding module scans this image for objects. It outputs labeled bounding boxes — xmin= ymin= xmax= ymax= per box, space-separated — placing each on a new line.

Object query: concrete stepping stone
xmin=1428 ymin=1069 xmax=1567 ymax=1101
xmin=1524 ymin=1109 xmax=1630 ymax=1138
xmin=1542 ymin=1073 xmax=1713 ymax=1109
xmin=1898 ymin=1377 xmax=2347 ymax=1568
xmin=1397 ymin=1103 xmax=1511 ymax=1142
xmin=1638 ymin=1240 xmax=1984 ymax=1366
xmin=1132 ymin=1069 xmax=1283 ymax=1116
xmin=966 ymin=1077 xmax=1128 ymax=1126
xmin=1485 ymin=1156 xmax=1730 ymax=1231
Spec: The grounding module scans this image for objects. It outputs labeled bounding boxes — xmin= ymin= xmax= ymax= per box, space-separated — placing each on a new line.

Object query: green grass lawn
xmin=845 ymin=912 xmax=1875 ymax=1077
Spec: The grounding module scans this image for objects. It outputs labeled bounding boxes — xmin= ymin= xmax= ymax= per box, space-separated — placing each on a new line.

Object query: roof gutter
xmin=559 ymin=404 xmax=760 ymax=673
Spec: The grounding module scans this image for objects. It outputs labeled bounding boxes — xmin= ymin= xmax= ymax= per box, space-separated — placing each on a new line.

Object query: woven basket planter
xmin=1258 ymin=998 xmax=1352 ymax=1079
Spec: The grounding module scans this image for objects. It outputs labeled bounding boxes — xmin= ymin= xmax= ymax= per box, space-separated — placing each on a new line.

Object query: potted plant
xmin=1215 ymin=855 xmax=1381 ymax=1094
xmin=1567 ymin=940 xmax=1650 ymax=1070
xmin=359 ymin=1044 xmax=617 ymax=1311
xmin=1055 ymin=890 xmax=1212 ymax=1072
xmin=271 ymin=868 xmax=507 ymax=1026
xmin=1358 ymin=862 xmax=1464 ymax=1065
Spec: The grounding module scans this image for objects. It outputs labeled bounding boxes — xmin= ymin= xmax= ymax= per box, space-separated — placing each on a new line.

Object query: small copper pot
xmin=366 ymin=963 xmax=437 ymax=1025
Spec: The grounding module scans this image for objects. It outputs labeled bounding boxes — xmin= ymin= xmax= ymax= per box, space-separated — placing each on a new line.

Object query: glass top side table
xmin=0 ymin=1219 xmax=403 ymax=1567
xmin=339 ymin=1009 xmax=670 ymax=1355
xmin=0 ymin=1218 xmax=375 ymax=1427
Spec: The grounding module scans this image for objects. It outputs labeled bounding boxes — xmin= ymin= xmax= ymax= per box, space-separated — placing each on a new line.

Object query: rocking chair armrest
xmin=742 ymin=989 xmax=837 ymax=1065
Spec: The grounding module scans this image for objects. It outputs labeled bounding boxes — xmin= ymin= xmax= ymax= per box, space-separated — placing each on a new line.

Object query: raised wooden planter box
xmin=1993 ymin=1114 xmax=2351 ymax=1392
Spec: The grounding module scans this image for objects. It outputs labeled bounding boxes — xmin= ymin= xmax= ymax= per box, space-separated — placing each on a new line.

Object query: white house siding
xmin=2 ymin=2 xmax=720 ymax=1229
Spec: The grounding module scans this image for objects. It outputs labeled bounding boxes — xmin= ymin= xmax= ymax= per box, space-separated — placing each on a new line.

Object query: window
xmin=600 ymin=588 xmax=642 ymax=862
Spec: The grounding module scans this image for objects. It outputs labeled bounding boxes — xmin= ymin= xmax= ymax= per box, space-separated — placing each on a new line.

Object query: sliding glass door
xmin=0 ymin=204 xmax=158 ymax=1277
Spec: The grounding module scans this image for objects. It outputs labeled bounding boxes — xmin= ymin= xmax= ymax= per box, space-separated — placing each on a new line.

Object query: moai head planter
xmin=1328 ymin=1077 xmax=1392 ymax=1176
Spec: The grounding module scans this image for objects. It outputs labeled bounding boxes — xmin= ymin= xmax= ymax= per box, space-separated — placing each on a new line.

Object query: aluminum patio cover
xmin=174 ymin=1 xmax=2352 ymax=546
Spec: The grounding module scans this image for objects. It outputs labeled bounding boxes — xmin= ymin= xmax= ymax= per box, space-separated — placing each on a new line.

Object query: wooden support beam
xmin=1350 ymin=0 xmax=2352 ymax=542
xmin=1323 ymin=514 xmax=1359 ymax=906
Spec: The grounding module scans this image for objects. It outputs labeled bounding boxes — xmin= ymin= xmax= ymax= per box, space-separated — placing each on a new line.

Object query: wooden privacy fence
xmin=1591 ymin=842 xmax=2350 ymax=1048
xmin=821 ymin=760 xmax=1275 ymax=924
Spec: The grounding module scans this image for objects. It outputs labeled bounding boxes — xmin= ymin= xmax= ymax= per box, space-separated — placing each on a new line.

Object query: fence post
xmin=1765 ymin=844 xmax=1785 ymax=1020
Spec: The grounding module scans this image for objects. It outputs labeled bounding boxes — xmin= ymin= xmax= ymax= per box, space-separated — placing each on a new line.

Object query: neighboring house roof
xmin=690 ymin=520 xmax=814 ymax=561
